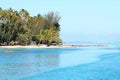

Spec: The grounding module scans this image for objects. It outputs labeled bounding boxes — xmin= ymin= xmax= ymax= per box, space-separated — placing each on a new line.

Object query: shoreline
xmin=0 ymin=44 xmax=74 ymax=48
xmin=0 ymin=44 xmax=109 ymax=48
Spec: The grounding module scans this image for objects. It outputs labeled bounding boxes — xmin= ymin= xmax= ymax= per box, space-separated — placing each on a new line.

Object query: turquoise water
xmin=0 ymin=44 xmax=120 ymax=80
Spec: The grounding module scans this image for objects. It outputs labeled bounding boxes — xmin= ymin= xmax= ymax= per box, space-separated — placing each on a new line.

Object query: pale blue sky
xmin=0 ymin=0 xmax=120 ymax=43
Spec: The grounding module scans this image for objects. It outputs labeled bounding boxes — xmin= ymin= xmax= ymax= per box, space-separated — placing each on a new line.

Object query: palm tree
xmin=0 ymin=8 xmax=62 ymax=45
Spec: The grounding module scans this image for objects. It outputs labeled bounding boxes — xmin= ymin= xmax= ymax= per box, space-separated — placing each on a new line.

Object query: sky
xmin=0 ymin=0 xmax=120 ymax=43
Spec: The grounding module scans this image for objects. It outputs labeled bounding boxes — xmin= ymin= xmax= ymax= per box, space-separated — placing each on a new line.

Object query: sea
xmin=0 ymin=42 xmax=120 ymax=80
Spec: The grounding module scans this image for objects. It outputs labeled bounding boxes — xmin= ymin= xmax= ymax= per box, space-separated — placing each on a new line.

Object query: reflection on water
xmin=0 ymin=48 xmax=79 ymax=80
xmin=0 ymin=47 xmax=119 ymax=80
xmin=0 ymin=49 xmax=60 ymax=80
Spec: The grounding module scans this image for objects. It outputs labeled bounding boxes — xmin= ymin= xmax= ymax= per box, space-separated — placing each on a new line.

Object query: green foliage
xmin=0 ymin=8 xmax=62 ymax=46
xmin=16 ymin=33 xmax=29 ymax=45
xmin=9 ymin=40 xmax=15 ymax=45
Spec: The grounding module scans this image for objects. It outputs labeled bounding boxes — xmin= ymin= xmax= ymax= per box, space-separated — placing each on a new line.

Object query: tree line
xmin=0 ymin=8 xmax=62 ymax=46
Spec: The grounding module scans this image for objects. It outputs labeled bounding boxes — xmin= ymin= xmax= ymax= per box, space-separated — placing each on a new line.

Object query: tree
xmin=0 ymin=8 xmax=62 ymax=46
xmin=44 ymin=12 xmax=61 ymax=30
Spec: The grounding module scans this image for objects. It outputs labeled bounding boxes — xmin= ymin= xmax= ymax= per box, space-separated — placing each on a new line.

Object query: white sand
xmin=0 ymin=44 xmax=109 ymax=48
xmin=0 ymin=44 xmax=74 ymax=48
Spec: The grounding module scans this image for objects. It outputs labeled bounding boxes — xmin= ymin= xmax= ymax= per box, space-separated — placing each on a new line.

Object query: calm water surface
xmin=0 ymin=44 xmax=120 ymax=80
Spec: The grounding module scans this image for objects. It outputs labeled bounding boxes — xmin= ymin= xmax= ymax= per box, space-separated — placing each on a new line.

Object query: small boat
xmin=5 ymin=49 xmax=14 ymax=53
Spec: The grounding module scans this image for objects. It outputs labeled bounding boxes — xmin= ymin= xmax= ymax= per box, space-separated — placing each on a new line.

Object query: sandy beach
xmin=0 ymin=44 xmax=74 ymax=48
xmin=0 ymin=44 xmax=109 ymax=48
